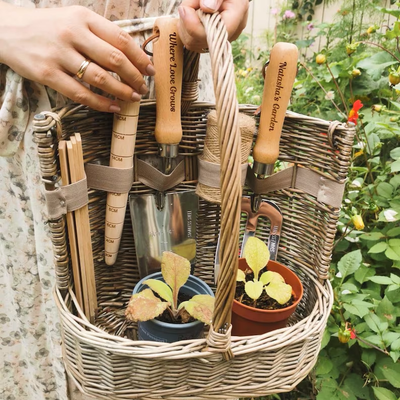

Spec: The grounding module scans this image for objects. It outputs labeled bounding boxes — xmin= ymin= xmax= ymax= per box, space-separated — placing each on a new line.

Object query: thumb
xmin=200 ymin=0 xmax=224 ymax=13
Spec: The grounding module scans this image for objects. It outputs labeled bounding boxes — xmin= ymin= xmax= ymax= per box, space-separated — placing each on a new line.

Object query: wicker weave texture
xmin=32 ymin=11 xmax=355 ymax=399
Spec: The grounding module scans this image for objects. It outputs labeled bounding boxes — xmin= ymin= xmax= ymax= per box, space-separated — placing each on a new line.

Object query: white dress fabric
xmin=0 ymin=1 xmax=214 ymax=399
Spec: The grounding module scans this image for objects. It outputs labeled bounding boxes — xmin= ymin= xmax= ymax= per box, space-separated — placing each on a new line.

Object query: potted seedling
xmin=232 ymin=237 xmax=303 ymax=336
xmin=126 ymin=251 xmax=215 ymax=343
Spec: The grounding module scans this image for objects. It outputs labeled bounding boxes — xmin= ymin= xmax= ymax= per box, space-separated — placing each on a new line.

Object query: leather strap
xmin=246 ymin=165 xmax=345 ymax=208
xmin=136 ymin=158 xmax=185 ymax=191
xmin=198 ymin=159 xmax=249 ymax=188
xmin=85 ymin=163 xmax=133 ymax=193
xmin=45 ymin=177 xmax=88 ymax=220
xmin=45 ymin=163 xmax=134 ymax=220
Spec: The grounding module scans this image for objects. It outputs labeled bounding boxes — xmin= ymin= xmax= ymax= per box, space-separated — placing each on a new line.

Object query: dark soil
xmin=235 ymin=269 xmax=294 ymax=310
xmin=155 ymin=292 xmax=196 ymax=324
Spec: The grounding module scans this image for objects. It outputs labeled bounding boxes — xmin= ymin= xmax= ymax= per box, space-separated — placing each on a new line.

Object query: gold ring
xmin=201 ymin=48 xmax=209 ymax=53
xmin=76 ymin=59 xmax=91 ymax=80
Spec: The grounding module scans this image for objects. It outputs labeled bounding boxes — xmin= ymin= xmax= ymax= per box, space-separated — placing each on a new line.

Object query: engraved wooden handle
xmin=104 ymin=100 xmax=140 ymax=266
xmin=253 ymin=42 xmax=298 ymax=165
xmin=153 ymin=17 xmax=184 ymax=146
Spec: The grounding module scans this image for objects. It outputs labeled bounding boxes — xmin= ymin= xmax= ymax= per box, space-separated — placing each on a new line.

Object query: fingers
xmin=200 ymin=0 xmax=224 ymax=12
xmin=178 ymin=5 xmax=208 ymax=53
xmin=47 ymin=70 xmax=124 ymax=113
xmin=87 ymin=12 xmax=155 ymax=77
xmin=181 ymin=0 xmax=224 ymax=13
xmin=178 ymin=0 xmax=249 ymax=52
xmin=75 ymin=33 xmax=148 ymax=96
xmin=65 ymin=55 xmax=142 ymax=103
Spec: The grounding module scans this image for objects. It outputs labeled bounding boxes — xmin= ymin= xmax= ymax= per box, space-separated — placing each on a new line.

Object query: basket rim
xmin=55 ymin=265 xmax=333 ymax=359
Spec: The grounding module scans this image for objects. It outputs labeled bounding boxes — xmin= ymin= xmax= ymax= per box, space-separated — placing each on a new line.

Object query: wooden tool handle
xmin=253 ymin=42 xmax=298 ymax=165
xmin=104 ymin=100 xmax=140 ymax=266
xmin=153 ymin=17 xmax=184 ymax=145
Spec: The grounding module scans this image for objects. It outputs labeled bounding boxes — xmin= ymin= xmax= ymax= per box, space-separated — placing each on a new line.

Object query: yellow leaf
xmin=260 ymin=271 xmax=284 ymax=285
xmin=265 ymin=282 xmax=292 ymax=305
xmin=237 ymin=269 xmax=246 ymax=282
xmin=245 ymin=280 xmax=264 ymax=300
xmin=143 ymin=279 xmax=173 ymax=303
xmin=243 ymin=237 xmax=270 ymax=280
xmin=125 ymin=289 xmax=170 ymax=322
xmin=179 ymin=295 xmax=215 ymax=325
xmin=161 ymin=251 xmax=190 ymax=309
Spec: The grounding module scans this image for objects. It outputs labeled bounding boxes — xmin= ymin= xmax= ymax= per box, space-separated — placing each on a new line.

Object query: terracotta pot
xmin=231 ymin=258 xmax=303 ymax=336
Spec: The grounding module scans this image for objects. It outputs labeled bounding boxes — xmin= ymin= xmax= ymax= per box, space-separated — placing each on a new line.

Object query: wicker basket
xmin=33 ymin=12 xmax=354 ymax=400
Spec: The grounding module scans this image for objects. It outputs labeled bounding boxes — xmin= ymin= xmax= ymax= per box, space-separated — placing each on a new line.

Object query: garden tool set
xmin=129 ymin=17 xmax=198 ymax=278
xmin=214 ymin=42 xmax=298 ymax=283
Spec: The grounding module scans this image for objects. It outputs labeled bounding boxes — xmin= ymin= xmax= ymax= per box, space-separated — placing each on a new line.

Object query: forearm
xmin=0 ymin=1 xmax=25 ymax=66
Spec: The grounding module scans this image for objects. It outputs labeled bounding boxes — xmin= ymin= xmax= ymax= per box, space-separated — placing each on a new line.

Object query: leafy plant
xmin=234 ymin=1 xmax=400 ymax=399
xmin=125 ymin=252 xmax=214 ymax=325
xmin=236 ymin=237 xmax=292 ymax=306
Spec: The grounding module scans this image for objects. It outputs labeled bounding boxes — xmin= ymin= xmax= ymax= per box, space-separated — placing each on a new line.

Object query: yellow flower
xmin=351 ymin=215 xmax=365 ymax=230
xmin=353 ymin=150 xmax=364 ymax=158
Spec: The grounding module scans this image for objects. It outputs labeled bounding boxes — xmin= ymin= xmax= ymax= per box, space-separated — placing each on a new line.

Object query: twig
xmin=326 ymin=63 xmax=349 ymax=115
xmin=358 ymin=41 xmax=400 ymax=63
xmin=299 ymin=61 xmax=346 ymax=118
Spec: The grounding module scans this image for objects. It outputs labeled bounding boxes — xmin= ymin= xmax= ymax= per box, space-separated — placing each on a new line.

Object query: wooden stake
xmin=59 ymin=140 xmax=84 ymax=312
xmin=67 ymin=134 xmax=97 ymax=323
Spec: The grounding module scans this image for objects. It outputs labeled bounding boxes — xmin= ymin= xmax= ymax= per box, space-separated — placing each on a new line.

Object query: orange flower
xmin=348 ymin=100 xmax=363 ymax=124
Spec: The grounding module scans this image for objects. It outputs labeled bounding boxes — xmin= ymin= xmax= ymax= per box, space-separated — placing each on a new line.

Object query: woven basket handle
xmin=198 ymin=11 xmax=241 ymax=343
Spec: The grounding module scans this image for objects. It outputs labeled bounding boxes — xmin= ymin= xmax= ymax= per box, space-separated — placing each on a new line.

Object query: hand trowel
xmin=129 ymin=17 xmax=198 ymax=279
xmin=214 ymin=42 xmax=298 ymax=284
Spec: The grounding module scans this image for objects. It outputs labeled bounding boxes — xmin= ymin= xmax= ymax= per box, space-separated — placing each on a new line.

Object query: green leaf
xmin=381 ymin=362 xmax=400 ymax=388
xmin=360 ymin=232 xmax=385 ymax=241
xmin=179 ymin=294 xmax=214 ymax=325
xmin=265 ymin=281 xmax=292 ymax=304
xmin=338 ymin=250 xmax=362 ymax=278
xmin=383 ymin=332 xmax=400 ymax=348
xmin=125 ymin=289 xmax=170 ymax=322
xmin=357 ymin=52 xmax=397 ymax=80
xmin=316 ymin=356 xmax=334 ymax=375
xmin=387 ymin=227 xmax=400 ymax=237
xmin=243 ymin=237 xmax=270 ymax=280
xmin=368 ymin=276 xmax=393 ymax=285
xmin=390 ymin=274 xmax=400 ymax=284
xmin=245 ymin=280 xmax=264 ymax=300
xmin=391 ymin=160 xmax=400 ymax=173
xmin=355 ymin=265 xmax=375 ymax=284
xmin=143 ymin=279 xmax=173 ymax=303
xmin=390 ymin=174 xmax=400 ymax=190
xmin=386 ymin=245 xmax=400 ymax=261
xmin=368 ymin=242 xmax=388 ymax=254
xmin=376 ymin=297 xmax=395 ymax=322
xmin=343 ymin=303 xmax=370 ymax=318
xmin=366 ymin=133 xmax=381 ymax=155
xmin=390 ymin=147 xmax=400 ymax=159
xmin=320 ymin=328 xmax=331 ymax=350
xmin=361 ymin=349 xmax=376 ymax=367
xmin=364 ymin=313 xmax=386 ymax=333
xmin=372 ymin=387 xmax=397 ymax=400
xmin=391 ymin=338 xmax=400 ymax=351
xmin=389 ymin=351 xmax=400 ymax=363
xmin=377 ymin=182 xmax=394 ymax=199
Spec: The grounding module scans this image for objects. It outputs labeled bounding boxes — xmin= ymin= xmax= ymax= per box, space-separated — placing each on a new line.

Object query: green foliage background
xmin=234 ymin=0 xmax=400 ymax=399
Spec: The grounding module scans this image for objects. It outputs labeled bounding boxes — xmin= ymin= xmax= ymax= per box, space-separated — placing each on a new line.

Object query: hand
xmin=0 ymin=3 xmax=155 ymax=112
xmin=178 ymin=0 xmax=249 ymax=53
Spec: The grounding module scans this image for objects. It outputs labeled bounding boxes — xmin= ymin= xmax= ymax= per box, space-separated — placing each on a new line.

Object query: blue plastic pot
xmin=132 ymin=272 xmax=214 ymax=343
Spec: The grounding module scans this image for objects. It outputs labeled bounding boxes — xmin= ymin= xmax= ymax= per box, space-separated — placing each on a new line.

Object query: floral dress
xmin=0 ymin=1 xmax=213 ymax=399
